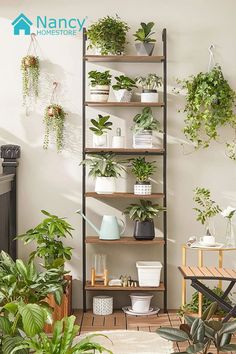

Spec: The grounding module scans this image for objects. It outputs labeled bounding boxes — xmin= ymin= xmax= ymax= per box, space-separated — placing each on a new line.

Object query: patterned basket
xmin=93 ymin=296 xmax=113 ymax=315
xmin=134 ymin=183 xmax=152 ymax=195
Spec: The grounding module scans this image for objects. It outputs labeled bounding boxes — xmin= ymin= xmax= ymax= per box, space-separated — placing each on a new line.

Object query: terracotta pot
xmin=47 ymin=106 xmax=62 ymax=117
xmin=24 ymin=56 xmax=37 ymax=68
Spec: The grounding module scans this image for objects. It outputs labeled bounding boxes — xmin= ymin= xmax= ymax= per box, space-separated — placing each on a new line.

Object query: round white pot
xmin=130 ymin=293 xmax=153 ymax=313
xmin=113 ymin=89 xmax=132 ymax=102
xmin=93 ymin=134 xmax=108 ymax=148
xmin=141 ymin=91 xmax=159 ymax=103
xmin=133 ymin=130 xmax=153 ymax=148
xmin=95 ymin=177 xmax=116 ymax=194
xmin=90 ymin=85 xmax=110 ymax=102
xmin=134 ymin=182 xmax=152 ymax=195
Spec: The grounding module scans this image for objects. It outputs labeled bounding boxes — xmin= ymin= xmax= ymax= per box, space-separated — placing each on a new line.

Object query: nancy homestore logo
xmin=12 ymin=13 xmax=87 ymax=36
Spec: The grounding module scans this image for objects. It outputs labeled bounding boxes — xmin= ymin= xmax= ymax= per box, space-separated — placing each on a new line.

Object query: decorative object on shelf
xmin=128 ymin=157 xmax=156 ymax=195
xmin=90 ymin=114 xmax=112 ymax=147
xmin=88 ymin=70 xmax=112 ymax=102
xmin=112 ymin=75 xmax=137 ymax=102
xmin=86 ymin=15 xmax=129 ymax=55
xmin=221 ymin=206 xmax=236 ymax=247
xmin=93 ymin=295 xmax=113 ymax=315
xmin=132 ymin=107 xmax=161 ymax=148
xmin=122 ymin=306 xmax=160 ymax=316
xmin=21 ymin=33 xmax=40 ymax=114
xmin=112 ymin=128 xmax=125 ymax=148
xmin=124 ymin=199 xmax=165 ymax=240
xmin=130 ymin=293 xmax=153 ymax=313
xmin=193 ymin=187 xmax=221 ymax=239
xmin=77 ymin=210 xmax=125 ymax=240
xmin=136 ymin=74 xmax=162 ymax=102
xmin=136 ymin=261 xmax=162 ymax=287
xmin=108 ymin=279 xmax=122 ymax=286
xmin=81 ymin=153 xmax=126 ymax=194
xmin=91 ymin=254 xmax=108 ymax=286
xmin=43 ymin=82 xmax=67 ymax=153
xmin=133 ymin=22 xmax=156 ymax=56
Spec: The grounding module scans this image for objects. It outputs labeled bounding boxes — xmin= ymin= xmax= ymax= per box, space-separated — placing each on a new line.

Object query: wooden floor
xmin=73 ymin=310 xmax=236 ymax=353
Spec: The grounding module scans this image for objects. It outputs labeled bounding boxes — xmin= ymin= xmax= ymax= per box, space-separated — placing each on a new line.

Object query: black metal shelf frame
xmin=82 ymin=28 xmax=167 ymax=312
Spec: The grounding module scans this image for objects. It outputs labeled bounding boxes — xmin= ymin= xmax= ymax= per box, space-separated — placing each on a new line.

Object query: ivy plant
xmin=88 ymin=70 xmax=112 ymax=86
xmin=133 ymin=22 xmax=156 ymax=43
xmin=21 ymin=55 xmax=40 ymax=108
xmin=87 ymin=15 xmax=129 ymax=55
xmin=112 ymin=75 xmax=137 ymax=91
xmin=89 ymin=114 xmax=112 ymax=136
xmin=81 ymin=153 xmax=126 ymax=178
xmin=124 ymin=200 xmax=165 ymax=222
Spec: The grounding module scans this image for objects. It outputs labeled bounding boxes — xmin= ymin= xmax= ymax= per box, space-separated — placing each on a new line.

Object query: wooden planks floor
xmin=73 ymin=310 xmax=236 ymax=353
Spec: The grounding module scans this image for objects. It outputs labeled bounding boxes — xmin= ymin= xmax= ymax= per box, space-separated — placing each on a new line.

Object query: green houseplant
xmin=133 ymin=22 xmax=156 ymax=56
xmin=43 ymin=104 xmax=67 ymax=153
xmin=81 ymin=153 xmax=125 ymax=194
xmin=132 ymin=107 xmax=161 ymax=148
xmin=128 ymin=157 xmax=156 ymax=195
xmin=21 ymin=55 xmax=40 ymax=111
xmin=90 ymin=114 xmax=113 ymax=147
xmin=88 ymin=70 xmax=112 ymax=102
xmin=124 ymin=200 xmax=165 ymax=240
xmin=112 ymin=75 xmax=137 ymax=102
xmin=177 ymin=65 xmax=236 ymax=158
xmin=136 ymin=74 xmax=162 ymax=102
xmin=87 ymin=15 xmax=129 ymax=55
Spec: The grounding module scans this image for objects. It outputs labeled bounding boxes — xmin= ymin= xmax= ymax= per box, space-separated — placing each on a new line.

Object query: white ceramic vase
xmin=93 ymin=134 xmax=108 ymax=148
xmin=113 ymin=89 xmax=132 ymax=102
xmin=95 ymin=177 xmax=116 ymax=194
xmin=90 ymin=85 xmax=110 ymax=102
xmin=141 ymin=91 xmax=159 ymax=103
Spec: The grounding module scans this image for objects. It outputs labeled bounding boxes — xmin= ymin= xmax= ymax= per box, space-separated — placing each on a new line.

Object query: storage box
xmin=136 ymin=261 xmax=162 ymax=287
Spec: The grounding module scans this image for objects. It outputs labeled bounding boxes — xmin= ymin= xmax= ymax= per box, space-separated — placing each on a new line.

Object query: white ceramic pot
xmin=93 ymin=296 xmax=113 ymax=315
xmin=141 ymin=91 xmax=159 ymax=103
xmin=90 ymin=85 xmax=110 ymax=102
xmin=95 ymin=177 xmax=116 ymax=194
xmin=134 ymin=182 xmax=152 ymax=195
xmin=133 ymin=130 xmax=153 ymax=148
xmin=113 ymin=89 xmax=132 ymax=102
xmin=112 ymin=136 xmax=125 ymax=148
xmin=130 ymin=293 xmax=153 ymax=313
xmin=93 ymin=134 xmax=108 ymax=148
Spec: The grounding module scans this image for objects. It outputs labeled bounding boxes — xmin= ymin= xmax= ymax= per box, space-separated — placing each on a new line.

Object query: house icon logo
xmin=12 ymin=13 xmax=33 ymax=35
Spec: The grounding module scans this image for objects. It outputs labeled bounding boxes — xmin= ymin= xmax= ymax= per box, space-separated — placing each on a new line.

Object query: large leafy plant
xmin=178 ymin=65 xmax=236 ymax=154
xmin=132 ymin=107 xmax=161 ymax=133
xmin=136 ymin=74 xmax=162 ymax=91
xmin=87 ymin=15 xmax=129 ymax=55
xmin=90 ymin=114 xmax=112 ymax=136
xmin=81 ymin=153 xmax=125 ymax=178
xmin=112 ymin=75 xmax=137 ymax=91
xmin=18 ymin=210 xmax=73 ymax=270
xmin=124 ymin=200 xmax=165 ymax=221
xmin=133 ymin=22 xmax=156 ymax=43
xmin=129 ymin=157 xmax=156 ymax=183
xmin=88 ymin=70 xmax=112 ymax=86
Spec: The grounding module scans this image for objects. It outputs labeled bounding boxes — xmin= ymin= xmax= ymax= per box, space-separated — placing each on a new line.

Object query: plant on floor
xmin=136 ymin=74 xmax=162 ymax=91
xmin=90 ymin=114 xmax=113 ymax=136
xmin=133 ymin=22 xmax=156 ymax=44
xmin=43 ymin=104 xmax=67 ymax=153
xmin=87 ymin=15 xmax=129 ymax=55
xmin=21 ymin=55 xmax=40 ymax=107
xmin=18 ymin=210 xmax=73 ymax=270
xmin=193 ymin=187 xmax=221 ymax=236
xmin=157 ymin=302 xmax=236 ymax=354
xmin=112 ymin=75 xmax=137 ymax=91
xmin=132 ymin=107 xmax=161 ymax=133
xmin=88 ymin=70 xmax=112 ymax=86
xmin=177 ymin=65 xmax=236 ymax=157
xmin=81 ymin=153 xmax=125 ymax=178
xmin=13 ymin=315 xmax=112 ymax=354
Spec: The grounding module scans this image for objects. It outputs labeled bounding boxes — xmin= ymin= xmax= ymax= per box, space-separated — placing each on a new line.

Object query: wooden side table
xmin=181 ymin=245 xmax=236 ymax=317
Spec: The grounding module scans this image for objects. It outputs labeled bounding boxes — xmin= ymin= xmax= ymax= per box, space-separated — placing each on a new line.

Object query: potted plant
xmin=90 ymin=114 xmax=113 ymax=147
xmin=124 ymin=200 xmax=165 ymax=240
xmin=81 ymin=153 xmax=126 ymax=194
xmin=112 ymin=75 xmax=137 ymax=102
xmin=128 ymin=157 xmax=156 ymax=195
xmin=87 ymin=15 xmax=129 ymax=55
xmin=21 ymin=55 xmax=40 ymax=109
xmin=194 ymin=187 xmax=221 ymax=239
xmin=133 ymin=22 xmax=156 ymax=56
xmin=43 ymin=104 xmax=67 ymax=152
xmin=132 ymin=107 xmax=161 ymax=148
xmin=88 ymin=70 xmax=112 ymax=102
xmin=136 ymin=74 xmax=162 ymax=102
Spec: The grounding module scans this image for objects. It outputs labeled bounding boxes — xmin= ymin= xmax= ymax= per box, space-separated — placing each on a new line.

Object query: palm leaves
xmin=81 ymin=153 xmax=126 ymax=178
xmin=124 ymin=200 xmax=165 ymax=221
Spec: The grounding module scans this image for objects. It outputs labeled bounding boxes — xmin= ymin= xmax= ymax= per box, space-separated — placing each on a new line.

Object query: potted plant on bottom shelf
xmin=88 ymin=70 xmax=112 ymax=102
xmin=132 ymin=107 xmax=161 ymax=148
xmin=124 ymin=200 xmax=165 ymax=240
xmin=81 ymin=153 xmax=126 ymax=194
xmin=112 ymin=75 xmax=137 ymax=102
xmin=136 ymin=74 xmax=162 ymax=102
xmin=133 ymin=22 xmax=156 ymax=56
xmin=89 ymin=114 xmax=113 ymax=147
xmin=128 ymin=157 xmax=156 ymax=195
xmin=43 ymin=104 xmax=67 ymax=152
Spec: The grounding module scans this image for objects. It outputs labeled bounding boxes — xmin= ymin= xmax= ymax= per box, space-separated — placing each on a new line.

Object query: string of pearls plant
xmin=43 ymin=104 xmax=66 ymax=153
xmin=21 ymin=55 xmax=40 ymax=108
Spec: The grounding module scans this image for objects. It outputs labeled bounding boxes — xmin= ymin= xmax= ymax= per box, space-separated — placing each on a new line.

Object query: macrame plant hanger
xmin=50 ymin=82 xmax=59 ymax=105
xmin=208 ymin=44 xmax=216 ymax=72
xmin=27 ymin=33 xmax=38 ymax=56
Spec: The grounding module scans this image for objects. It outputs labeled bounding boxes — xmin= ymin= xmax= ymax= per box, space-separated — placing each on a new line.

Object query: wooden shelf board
xmin=86 ymin=236 xmax=165 ymax=245
xmin=85 ymin=281 xmax=165 ymax=291
xmin=84 ymin=55 xmax=165 ymax=63
xmin=85 ymin=148 xmax=164 ymax=155
xmin=85 ymin=101 xmax=164 ymax=107
xmin=85 ymin=192 xmax=164 ymax=199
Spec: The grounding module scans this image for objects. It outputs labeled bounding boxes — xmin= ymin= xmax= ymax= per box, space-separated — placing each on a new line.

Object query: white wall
xmin=0 ymin=0 xmax=236 ymax=310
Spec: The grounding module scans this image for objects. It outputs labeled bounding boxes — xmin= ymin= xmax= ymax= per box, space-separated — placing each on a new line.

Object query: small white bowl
xmin=130 ymin=293 xmax=153 ymax=313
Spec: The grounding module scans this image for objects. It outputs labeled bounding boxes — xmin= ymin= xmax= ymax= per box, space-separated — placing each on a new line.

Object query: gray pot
xmin=135 ymin=43 xmax=155 ymax=56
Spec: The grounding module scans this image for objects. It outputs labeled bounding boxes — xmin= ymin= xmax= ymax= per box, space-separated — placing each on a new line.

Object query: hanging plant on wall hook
xmin=21 ymin=33 xmax=40 ymax=114
xmin=43 ymin=82 xmax=67 ymax=153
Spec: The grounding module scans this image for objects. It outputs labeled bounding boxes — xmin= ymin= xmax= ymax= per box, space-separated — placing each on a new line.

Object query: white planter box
xmin=133 ymin=130 xmax=153 ymax=148
xmin=141 ymin=92 xmax=159 ymax=103
xmin=136 ymin=261 xmax=162 ymax=287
